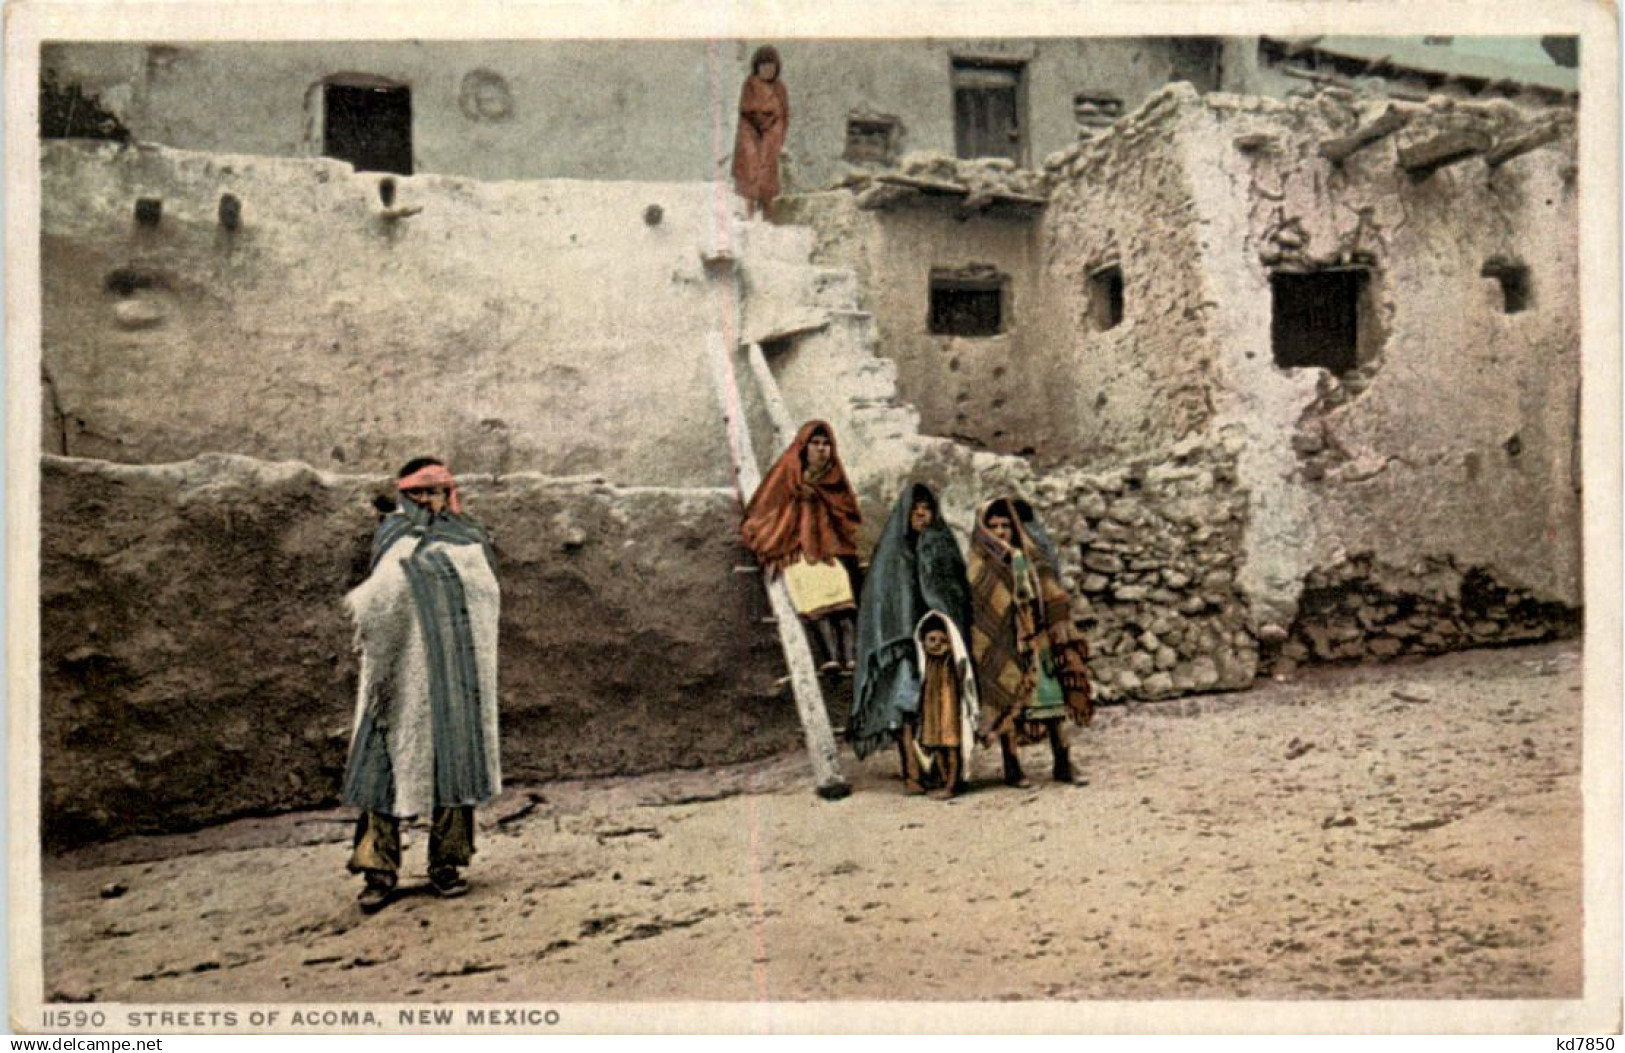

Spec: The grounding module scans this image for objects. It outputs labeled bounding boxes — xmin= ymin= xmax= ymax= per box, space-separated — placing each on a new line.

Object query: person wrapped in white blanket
xmin=341 ymin=457 xmax=501 ymax=913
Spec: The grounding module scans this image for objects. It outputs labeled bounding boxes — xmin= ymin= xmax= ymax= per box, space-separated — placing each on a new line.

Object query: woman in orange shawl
xmin=741 ymin=420 xmax=862 ymax=672
xmin=733 ymin=45 xmax=790 ymax=219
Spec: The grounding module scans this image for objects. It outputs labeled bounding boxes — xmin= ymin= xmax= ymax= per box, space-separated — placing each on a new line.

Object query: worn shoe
xmin=1053 ymin=753 xmax=1088 ymax=786
xmin=1003 ymin=757 xmax=1032 ymax=789
xmin=357 ymin=873 xmax=396 ymax=914
xmin=429 ymin=867 xmax=469 ymax=898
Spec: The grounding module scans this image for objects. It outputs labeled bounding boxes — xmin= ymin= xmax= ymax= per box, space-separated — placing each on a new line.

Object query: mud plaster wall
xmin=785 ymin=87 xmax=1220 ymax=464
xmin=779 ymin=192 xmax=1044 ymax=456
xmin=41 ymin=454 xmax=792 ymax=849
xmin=1181 ymin=90 xmax=1581 ymax=640
xmin=43 ymin=39 xmax=1215 ymax=190
xmin=775 ymin=85 xmax=1579 ymax=689
xmin=1036 ymin=87 xmax=1221 ymax=462
xmin=42 ymin=141 xmax=741 ymax=486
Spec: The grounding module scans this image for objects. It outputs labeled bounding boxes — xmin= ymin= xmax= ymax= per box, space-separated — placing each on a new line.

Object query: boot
xmin=811 ymin=619 xmax=841 ymax=673
xmin=899 ymin=723 xmax=926 ymax=795
xmin=1001 ymin=735 xmax=1031 ymax=789
xmin=357 ymin=870 xmax=396 ymax=914
xmin=1050 ymin=723 xmax=1083 ymax=785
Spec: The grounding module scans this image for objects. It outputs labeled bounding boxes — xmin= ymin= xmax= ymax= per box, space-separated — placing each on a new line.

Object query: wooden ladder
xmin=707 ymin=334 xmax=851 ymax=800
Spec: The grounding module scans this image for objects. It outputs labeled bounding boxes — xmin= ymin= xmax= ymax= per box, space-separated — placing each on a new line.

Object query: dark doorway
xmin=930 ymin=273 xmax=1006 ymax=337
xmin=1271 ymin=270 xmax=1367 ymax=373
xmin=324 ymin=83 xmax=413 ymax=175
xmin=40 ymin=69 xmax=130 ymax=141
xmin=952 ymin=59 xmax=1024 ymax=163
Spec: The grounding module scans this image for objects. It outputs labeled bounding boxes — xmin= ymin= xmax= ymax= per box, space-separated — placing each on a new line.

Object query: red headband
xmin=396 ymin=464 xmax=463 ymax=514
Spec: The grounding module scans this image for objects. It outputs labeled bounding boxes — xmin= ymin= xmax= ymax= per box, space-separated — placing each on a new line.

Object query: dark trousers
xmin=348 ymin=807 xmax=475 ymax=883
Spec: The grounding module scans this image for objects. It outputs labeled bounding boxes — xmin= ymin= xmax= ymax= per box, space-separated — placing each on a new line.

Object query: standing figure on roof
xmin=967 ymin=497 xmax=1093 ymax=788
xmin=850 ymin=483 xmax=974 ymax=793
xmin=732 ymin=45 xmax=790 ymax=219
xmin=740 ymin=420 xmax=862 ymax=674
xmin=341 ymin=457 xmax=502 ymax=913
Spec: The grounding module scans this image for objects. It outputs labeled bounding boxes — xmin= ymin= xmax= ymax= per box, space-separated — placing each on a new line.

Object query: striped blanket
xmin=341 ymin=503 xmax=501 ymax=818
xmin=966 ymin=498 xmax=1092 ymax=744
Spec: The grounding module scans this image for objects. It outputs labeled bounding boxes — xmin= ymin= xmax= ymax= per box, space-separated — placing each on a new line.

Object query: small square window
xmin=1074 ymin=94 xmax=1124 ymax=133
xmin=953 ymin=59 xmax=1025 ymax=163
xmin=1271 ymin=269 xmax=1368 ymax=373
xmin=930 ymin=272 xmax=1007 ymax=337
xmin=1482 ymin=258 xmax=1531 ymax=314
xmin=844 ymin=116 xmax=899 ymax=165
xmin=1089 ymin=264 xmax=1124 ymax=330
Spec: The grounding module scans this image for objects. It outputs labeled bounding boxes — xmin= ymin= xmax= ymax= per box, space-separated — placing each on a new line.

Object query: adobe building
xmin=36 ymin=39 xmax=1581 ymax=844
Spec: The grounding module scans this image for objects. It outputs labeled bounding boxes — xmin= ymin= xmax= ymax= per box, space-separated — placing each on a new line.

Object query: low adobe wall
xmin=41 ymin=454 xmax=792 ymax=849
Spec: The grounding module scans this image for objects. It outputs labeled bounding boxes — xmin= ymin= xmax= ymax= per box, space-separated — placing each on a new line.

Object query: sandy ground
xmin=42 ymin=641 xmax=1583 ymax=1004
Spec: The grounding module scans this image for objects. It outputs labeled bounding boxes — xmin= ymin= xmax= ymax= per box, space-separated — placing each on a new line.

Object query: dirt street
xmin=43 ymin=641 xmax=1583 ymax=1004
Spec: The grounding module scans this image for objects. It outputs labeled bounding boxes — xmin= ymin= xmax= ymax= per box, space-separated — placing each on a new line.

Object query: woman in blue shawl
xmin=849 ymin=484 xmax=973 ymax=789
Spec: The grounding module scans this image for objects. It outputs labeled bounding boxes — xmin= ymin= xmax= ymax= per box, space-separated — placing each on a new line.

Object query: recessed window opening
xmin=1089 ymin=264 xmax=1124 ymax=330
xmin=1270 ymin=269 xmax=1369 ymax=373
xmin=952 ymin=59 xmax=1026 ymax=164
xmin=844 ymin=117 xmax=899 ymax=165
xmin=323 ymin=80 xmax=413 ymax=175
xmin=1168 ymin=38 xmax=1221 ymax=91
xmin=930 ymin=272 xmax=1007 ymax=337
xmin=1482 ymin=258 xmax=1531 ymax=314
xmin=1074 ymin=94 xmax=1124 ymax=134
xmin=104 ymin=268 xmax=166 ymax=297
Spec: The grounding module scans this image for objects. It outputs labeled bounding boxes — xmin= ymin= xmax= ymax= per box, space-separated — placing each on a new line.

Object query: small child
xmin=910 ymin=611 xmax=980 ymax=800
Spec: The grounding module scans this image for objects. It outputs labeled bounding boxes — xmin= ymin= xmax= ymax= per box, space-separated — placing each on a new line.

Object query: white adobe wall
xmin=42 ymin=141 xmax=750 ymax=486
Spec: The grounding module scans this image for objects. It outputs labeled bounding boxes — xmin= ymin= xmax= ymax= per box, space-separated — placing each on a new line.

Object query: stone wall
xmin=43 ymin=39 xmax=1218 ymax=191
xmin=41 ymin=454 xmax=791 ymax=848
xmin=1028 ymin=432 xmax=1258 ymax=703
xmin=1267 ymin=557 xmax=1581 ymax=676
